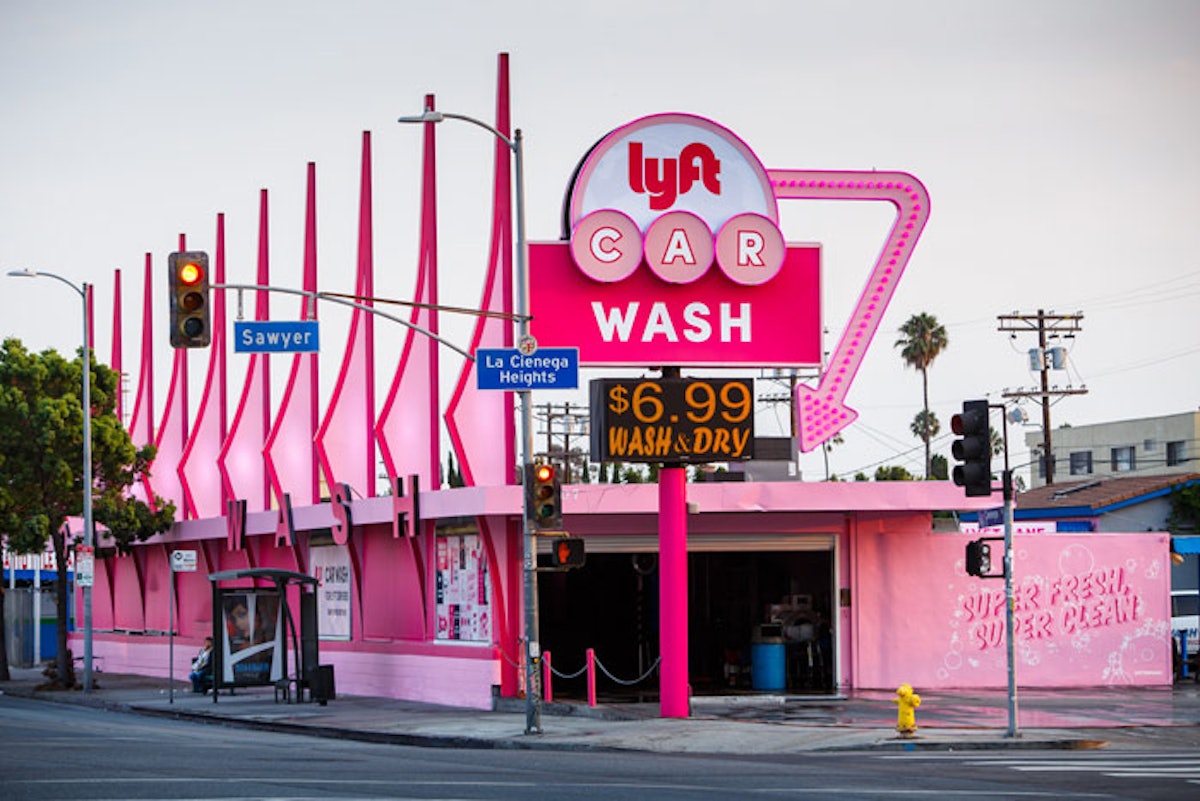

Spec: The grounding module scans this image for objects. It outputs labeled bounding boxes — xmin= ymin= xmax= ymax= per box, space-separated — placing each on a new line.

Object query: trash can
xmin=309 ymin=664 xmax=336 ymax=705
xmin=751 ymin=623 xmax=786 ymax=691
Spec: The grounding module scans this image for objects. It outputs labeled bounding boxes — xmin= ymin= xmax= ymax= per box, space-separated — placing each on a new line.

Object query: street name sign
xmin=476 ymin=347 xmax=579 ymax=390
xmin=234 ymin=320 xmax=320 ymax=353
xmin=978 ymin=506 xmax=1005 ymax=528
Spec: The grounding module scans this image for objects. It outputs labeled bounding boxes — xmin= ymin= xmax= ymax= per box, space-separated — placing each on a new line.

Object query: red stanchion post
xmin=543 ymin=651 xmax=553 ymax=704
xmin=587 ymin=648 xmax=597 ymax=707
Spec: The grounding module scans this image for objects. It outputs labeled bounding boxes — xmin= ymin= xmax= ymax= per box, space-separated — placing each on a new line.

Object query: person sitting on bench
xmin=189 ymin=637 xmax=214 ymax=693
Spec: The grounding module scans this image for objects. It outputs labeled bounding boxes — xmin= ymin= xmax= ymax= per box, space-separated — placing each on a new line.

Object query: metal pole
xmin=7 ymin=271 xmax=95 ymax=691
xmin=1003 ymin=475 xmax=1017 ymax=737
xmin=81 ymin=282 xmax=93 ymax=693
xmin=514 ymin=130 xmax=542 ymax=735
xmin=999 ymin=407 xmax=1018 ymax=738
xmin=397 ymin=112 xmax=540 ymax=733
xmin=169 ymin=564 xmax=175 ymax=704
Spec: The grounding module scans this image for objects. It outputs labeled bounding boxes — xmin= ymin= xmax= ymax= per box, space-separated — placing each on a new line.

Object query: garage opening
xmin=537 ymin=539 xmax=835 ymax=700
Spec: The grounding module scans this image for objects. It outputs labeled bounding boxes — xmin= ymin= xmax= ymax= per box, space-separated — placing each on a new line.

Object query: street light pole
xmin=6 ymin=269 xmax=94 ymax=693
xmin=397 ymin=110 xmax=541 ymax=734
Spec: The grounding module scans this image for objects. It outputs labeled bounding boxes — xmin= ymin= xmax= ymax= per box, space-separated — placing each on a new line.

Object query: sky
xmin=1 ymin=0 xmax=1198 ymax=487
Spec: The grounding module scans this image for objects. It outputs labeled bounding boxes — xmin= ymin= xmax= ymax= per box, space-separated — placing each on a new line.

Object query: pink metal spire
xmin=219 ymin=190 xmax=273 ymax=512
xmin=128 ymin=253 xmax=156 ymax=505
xmin=153 ymin=233 xmax=193 ymax=516
xmin=266 ymin=162 xmax=321 ymax=507
xmin=110 ymin=269 xmax=122 ymax=424
xmin=376 ymin=95 xmax=441 ymax=491
xmin=180 ymin=213 xmax=231 ymax=518
xmin=316 ymin=132 xmax=378 ymax=499
xmin=445 ymin=53 xmax=516 ymax=488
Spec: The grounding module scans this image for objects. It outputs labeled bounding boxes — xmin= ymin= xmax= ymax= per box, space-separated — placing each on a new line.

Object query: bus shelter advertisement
xmin=219 ymin=590 xmax=284 ymax=686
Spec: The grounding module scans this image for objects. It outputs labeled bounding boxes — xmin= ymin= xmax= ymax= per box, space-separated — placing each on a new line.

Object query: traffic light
xmin=951 ymin=399 xmax=992 ymax=497
xmin=524 ymin=462 xmax=562 ymax=531
xmin=549 ymin=537 xmax=585 ymax=569
xmin=965 ymin=538 xmax=992 ymax=577
xmin=169 ymin=251 xmax=211 ymax=348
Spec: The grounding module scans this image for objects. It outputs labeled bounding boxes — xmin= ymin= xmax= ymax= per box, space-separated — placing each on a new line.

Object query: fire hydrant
xmin=893 ymin=683 xmax=921 ymax=736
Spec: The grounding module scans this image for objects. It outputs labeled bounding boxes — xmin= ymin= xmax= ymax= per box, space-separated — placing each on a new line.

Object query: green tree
xmin=1167 ymin=483 xmax=1200 ymax=535
xmin=895 ymin=312 xmax=948 ymax=481
xmin=930 ymin=453 xmax=949 ymax=481
xmin=874 ymin=465 xmax=915 ymax=481
xmin=0 ymin=339 xmax=174 ymax=688
xmin=909 ymin=410 xmax=941 ymax=478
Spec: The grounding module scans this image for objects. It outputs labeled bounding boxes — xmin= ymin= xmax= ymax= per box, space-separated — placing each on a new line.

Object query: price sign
xmin=589 ymin=377 xmax=755 ymax=463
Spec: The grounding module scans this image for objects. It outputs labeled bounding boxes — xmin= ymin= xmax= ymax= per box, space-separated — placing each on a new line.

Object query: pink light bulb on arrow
xmin=766 ymin=170 xmax=931 ymax=453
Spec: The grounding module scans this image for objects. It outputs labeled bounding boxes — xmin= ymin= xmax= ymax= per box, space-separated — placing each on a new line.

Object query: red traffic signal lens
xmin=179 ymin=262 xmax=204 ymax=285
xmin=534 ymin=464 xmax=555 ymax=483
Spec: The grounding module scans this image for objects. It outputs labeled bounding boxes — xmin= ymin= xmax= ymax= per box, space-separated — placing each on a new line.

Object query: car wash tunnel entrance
xmin=537 ymin=537 xmax=836 ymax=700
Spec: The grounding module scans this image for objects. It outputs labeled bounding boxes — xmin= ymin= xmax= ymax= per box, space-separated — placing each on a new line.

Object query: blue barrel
xmin=750 ymin=641 xmax=786 ymax=690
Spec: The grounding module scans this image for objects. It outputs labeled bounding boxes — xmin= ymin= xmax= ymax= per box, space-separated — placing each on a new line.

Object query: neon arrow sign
xmin=768 ymin=170 xmax=931 ymax=453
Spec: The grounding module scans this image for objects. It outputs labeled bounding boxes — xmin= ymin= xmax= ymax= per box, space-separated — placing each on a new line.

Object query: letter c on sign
xmin=591 ymin=227 xmax=622 ymax=263
xmin=571 ymin=209 xmax=642 ymax=282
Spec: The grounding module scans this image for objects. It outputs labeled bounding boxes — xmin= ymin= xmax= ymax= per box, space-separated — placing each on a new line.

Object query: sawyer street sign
xmin=234 ymin=320 xmax=320 ymax=353
xmin=476 ymin=347 xmax=579 ymax=391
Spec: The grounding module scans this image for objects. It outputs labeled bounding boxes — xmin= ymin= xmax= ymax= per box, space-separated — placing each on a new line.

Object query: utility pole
xmin=536 ymin=402 xmax=590 ymax=483
xmin=998 ymin=310 xmax=1086 ymax=486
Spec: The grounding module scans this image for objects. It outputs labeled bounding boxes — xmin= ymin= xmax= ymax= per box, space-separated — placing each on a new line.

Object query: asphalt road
xmin=2 ymin=694 xmax=1199 ymax=800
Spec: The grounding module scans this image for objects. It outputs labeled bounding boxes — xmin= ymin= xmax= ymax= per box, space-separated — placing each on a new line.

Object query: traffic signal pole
xmin=999 ymin=407 xmax=1018 ymax=739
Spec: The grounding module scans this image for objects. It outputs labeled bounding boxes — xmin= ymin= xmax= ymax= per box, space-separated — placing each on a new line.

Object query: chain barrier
xmin=547 ymin=660 xmax=589 ymax=680
xmin=594 ymin=653 xmax=661 ymax=686
xmin=546 ymin=650 xmax=661 ymax=685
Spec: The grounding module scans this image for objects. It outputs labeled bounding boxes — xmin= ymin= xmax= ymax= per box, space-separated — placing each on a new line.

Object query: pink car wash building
xmin=72 ymin=54 xmax=1172 ymax=710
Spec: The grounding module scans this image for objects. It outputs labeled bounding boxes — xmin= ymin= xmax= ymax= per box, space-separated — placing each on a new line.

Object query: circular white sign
xmin=567 ymin=113 xmax=778 ymax=235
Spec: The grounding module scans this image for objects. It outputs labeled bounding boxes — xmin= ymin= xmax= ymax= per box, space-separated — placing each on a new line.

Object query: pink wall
xmin=852 ymin=527 xmax=1172 ymax=689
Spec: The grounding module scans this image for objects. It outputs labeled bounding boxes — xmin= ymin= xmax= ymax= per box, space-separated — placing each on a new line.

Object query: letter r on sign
xmin=737 ymin=230 xmax=765 ymax=266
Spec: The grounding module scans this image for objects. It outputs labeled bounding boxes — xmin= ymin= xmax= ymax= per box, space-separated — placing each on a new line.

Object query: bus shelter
xmin=207 ymin=568 xmax=329 ymax=703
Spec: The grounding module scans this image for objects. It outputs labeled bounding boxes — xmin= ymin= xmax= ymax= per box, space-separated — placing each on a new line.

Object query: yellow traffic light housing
xmin=524 ymin=462 xmax=562 ymax=531
xmin=169 ymin=251 xmax=211 ymax=348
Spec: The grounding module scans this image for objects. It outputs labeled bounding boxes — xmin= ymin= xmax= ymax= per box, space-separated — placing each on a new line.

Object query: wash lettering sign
xmin=529 ymin=113 xmax=820 ymax=368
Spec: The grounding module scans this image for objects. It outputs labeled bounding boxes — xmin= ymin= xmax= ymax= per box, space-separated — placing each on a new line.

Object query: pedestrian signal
xmin=549 ymin=537 xmax=585 ymax=569
xmin=966 ymin=538 xmax=992 ymax=577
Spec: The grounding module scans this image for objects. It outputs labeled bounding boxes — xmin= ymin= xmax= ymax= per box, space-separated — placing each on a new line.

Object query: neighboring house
xmin=1024 ymin=410 xmax=1200 ymax=489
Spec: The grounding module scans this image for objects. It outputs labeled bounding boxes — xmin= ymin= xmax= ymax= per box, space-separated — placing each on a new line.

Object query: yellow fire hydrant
xmin=893 ymin=683 xmax=921 ymax=736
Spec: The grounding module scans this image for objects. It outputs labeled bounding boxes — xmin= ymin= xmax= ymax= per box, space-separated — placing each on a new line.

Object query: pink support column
xmin=659 ymin=466 xmax=689 ymax=718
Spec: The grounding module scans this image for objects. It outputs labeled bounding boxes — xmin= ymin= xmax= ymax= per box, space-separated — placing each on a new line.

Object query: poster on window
xmin=435 ymin=534 xmax=491 ymax=642
xmin=310 ymin=545 xmax=352 ymax=640
xmin=220 ymin=590 xmax=284 ymax=685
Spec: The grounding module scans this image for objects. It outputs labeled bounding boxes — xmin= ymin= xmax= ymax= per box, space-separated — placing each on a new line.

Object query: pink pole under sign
xmin=659 ymin=465 xmax=688 ymax=718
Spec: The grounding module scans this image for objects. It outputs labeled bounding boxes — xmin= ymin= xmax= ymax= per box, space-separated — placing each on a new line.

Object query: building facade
xmin=1026 ymin=410 xmax=1200 ymax=488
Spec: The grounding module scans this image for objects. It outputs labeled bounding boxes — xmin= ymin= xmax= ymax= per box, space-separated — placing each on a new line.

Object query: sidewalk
xmin=4 ymin=667 xmax=1198 ymax=754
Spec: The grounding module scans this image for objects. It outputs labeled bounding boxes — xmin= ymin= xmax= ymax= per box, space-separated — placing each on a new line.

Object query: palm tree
xmin=895 ymin=312 xmax=949 ymax=479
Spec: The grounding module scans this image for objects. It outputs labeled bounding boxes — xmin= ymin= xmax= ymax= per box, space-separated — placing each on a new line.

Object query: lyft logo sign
xmin=532 ymin=112 xmax=821 ymax=371
xmin=627 ymin=141 xmax=722 ymax=211
xmin=566 ymin=113 xmax=785 ymax=286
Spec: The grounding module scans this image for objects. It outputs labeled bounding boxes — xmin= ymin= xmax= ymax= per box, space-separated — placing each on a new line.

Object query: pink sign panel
xmin=854 ymin=531 xmax=1172 ymax=689
xmin=528 ymin=241 xmax=820 ymax=367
